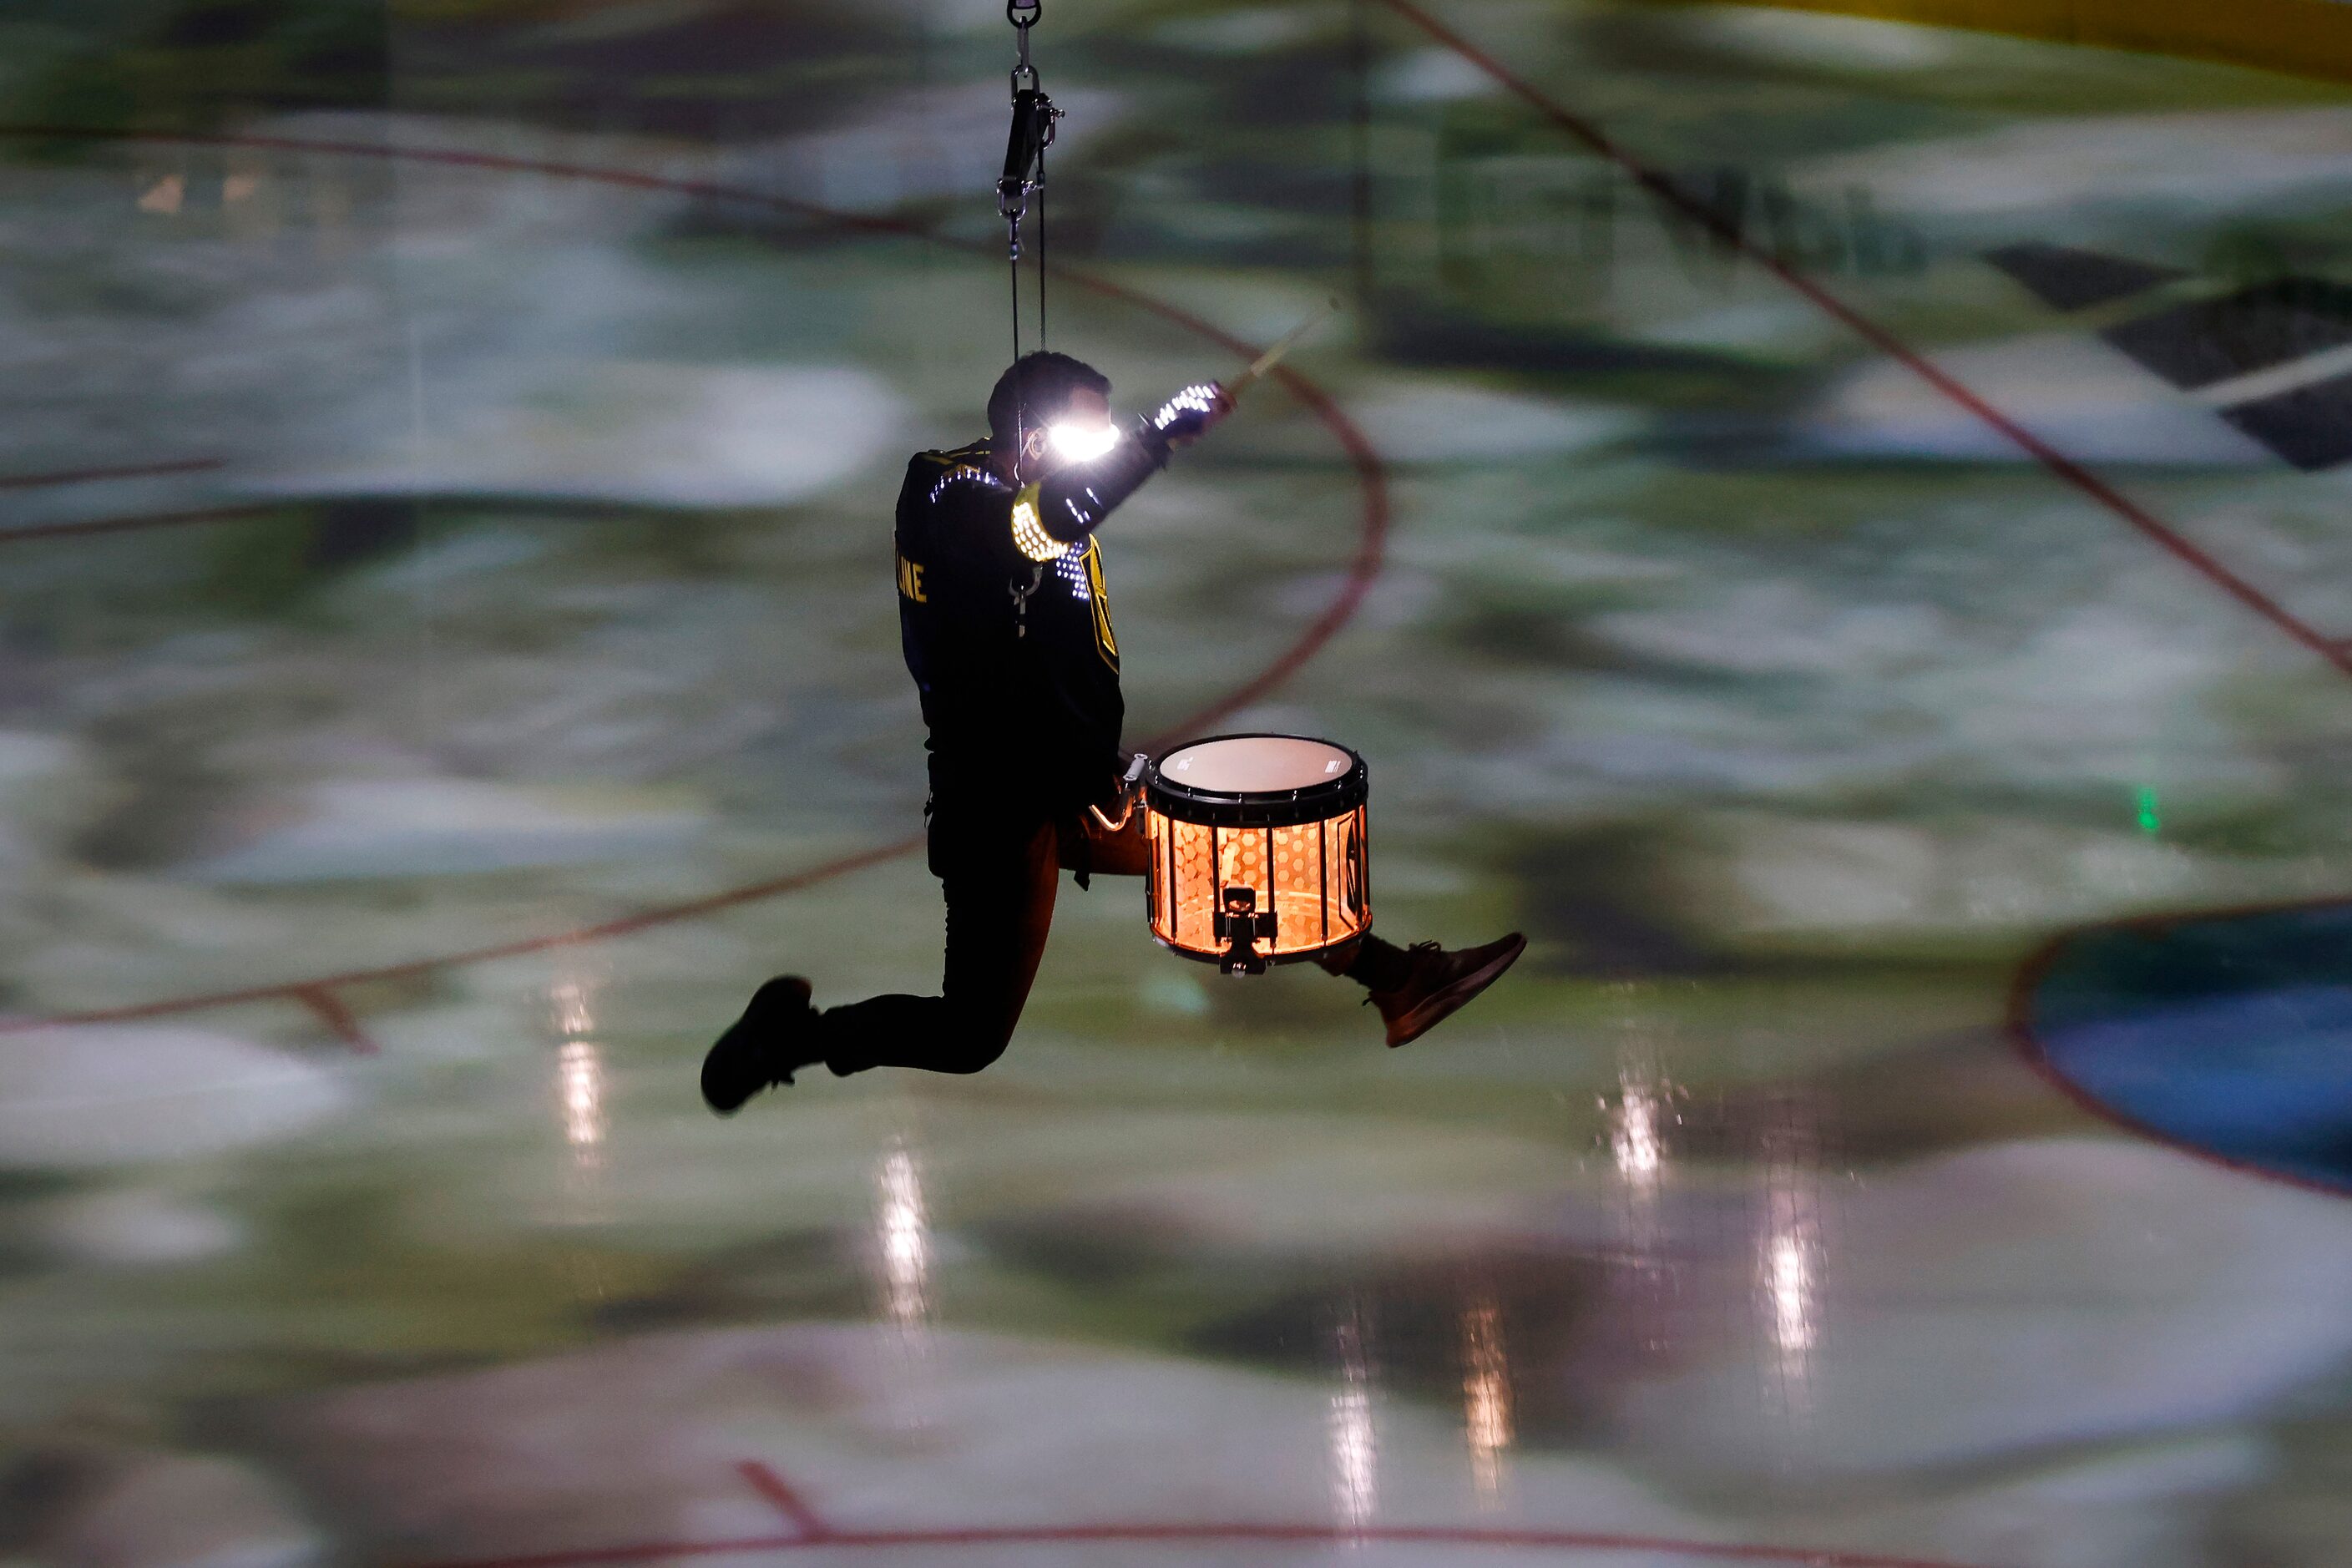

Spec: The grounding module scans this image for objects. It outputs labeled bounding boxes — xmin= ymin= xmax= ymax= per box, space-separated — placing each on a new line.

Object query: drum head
xmin=1146 ymin=733 xmax=1368 ymax=827
xmin=1161 ymin=736 xmax=1353 ymax=792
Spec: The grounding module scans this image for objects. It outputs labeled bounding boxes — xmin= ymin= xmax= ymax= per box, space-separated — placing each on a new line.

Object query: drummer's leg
xmin=1317 ymin=927 xmax=1529 ymax=1048
xmin=1314 ymin=933 xmax=1415 ymax=992
xmin=820 ymin=812 xmax=1060 ymax=1075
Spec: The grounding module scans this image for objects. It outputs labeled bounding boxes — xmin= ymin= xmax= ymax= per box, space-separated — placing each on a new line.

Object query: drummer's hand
xmin=1152 ymin=382 xmax=1230 ymax=448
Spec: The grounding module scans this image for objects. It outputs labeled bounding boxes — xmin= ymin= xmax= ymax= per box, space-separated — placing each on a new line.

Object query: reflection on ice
xmin=1606 ymin=986 xmax=1679 ymax=1265
xmin=878 ymin=1142 xmax=931 ymax=1333
xmin=864 ymin=1136 xmax=939 ymax=1433
xmin=1601 ymin=988 xmax=1685 ymax=1363
xmin=556 ymin=1042 xmax=604 ymax=1156
xmin=1612 ymin=1070 xmax=1665 ymax=1185
xmin=1329 ymin=1313 xmax=1378 ymax=1532
xmin=1766 ymin=1229 xmax=1815 ymax=1357
xmin=551 ymin=977 xmax=595 ymax=1041
xmin=1460 ymin=1297 xmax=1512 ymax=1504
xmin=1604 ymin=984 xmax=1675 ymax=1191
xmin=549 ymin=976 xmax=606 ymax=1179
xmin=1759 ymin=1101 xmax=1824 ymax=1431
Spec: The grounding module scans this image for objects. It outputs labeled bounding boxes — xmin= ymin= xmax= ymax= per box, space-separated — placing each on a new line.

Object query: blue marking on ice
xmin=2034 ymin=905 xmax=2352 ymax=1191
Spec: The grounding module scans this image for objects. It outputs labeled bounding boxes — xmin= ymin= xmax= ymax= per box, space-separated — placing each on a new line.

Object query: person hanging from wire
xmin=700 ymin=352 xmax=1525 ymax=1110
xmin=697 ymin=0 xmax=1522 ymax=1111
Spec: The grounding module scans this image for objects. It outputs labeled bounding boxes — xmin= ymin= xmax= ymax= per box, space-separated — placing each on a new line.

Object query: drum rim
xmin=1145 ymin=731 xmax=1368 ymax=826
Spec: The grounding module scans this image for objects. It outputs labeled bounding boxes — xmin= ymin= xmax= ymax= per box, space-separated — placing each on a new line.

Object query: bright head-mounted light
xmin=1048 ymin=422 xmax=1121 ymax=463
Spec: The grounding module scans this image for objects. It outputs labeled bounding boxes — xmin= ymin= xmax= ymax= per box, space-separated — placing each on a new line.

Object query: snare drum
xmin=1143 ymin=734 xmax=1370 ymax=974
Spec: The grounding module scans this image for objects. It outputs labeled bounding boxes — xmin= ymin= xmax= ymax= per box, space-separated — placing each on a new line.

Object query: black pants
xmin=821 ymin=797 xmax=1409 ymax=1075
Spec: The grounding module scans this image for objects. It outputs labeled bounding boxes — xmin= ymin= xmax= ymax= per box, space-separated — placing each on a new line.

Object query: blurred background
xmin=4 ymin=2 xmax=2352 ymax=1563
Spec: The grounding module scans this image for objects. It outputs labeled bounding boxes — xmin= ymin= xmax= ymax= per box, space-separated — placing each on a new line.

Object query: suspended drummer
xmin=697 ymin=0 xmax=1520 ymax=1110
xmin=699 ymin=352 xmax=1525 ymax=1111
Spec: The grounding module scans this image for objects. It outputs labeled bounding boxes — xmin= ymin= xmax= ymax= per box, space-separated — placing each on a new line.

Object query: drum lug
xmin=1214 ymin=886 xmax=1275 ymax=975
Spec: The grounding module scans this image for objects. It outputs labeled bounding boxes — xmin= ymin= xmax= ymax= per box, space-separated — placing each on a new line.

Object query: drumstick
xmin=1223 ymin=297 xmax=1340 ymax=403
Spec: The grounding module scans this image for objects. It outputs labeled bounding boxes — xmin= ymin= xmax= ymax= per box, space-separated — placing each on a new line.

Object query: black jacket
xmin=893 ymin=421 xmax=1176 ymax=815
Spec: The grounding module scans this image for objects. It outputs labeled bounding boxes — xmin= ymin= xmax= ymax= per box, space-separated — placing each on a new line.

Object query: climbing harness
xmin=999 ymin=0 xmax=1060 ymax=371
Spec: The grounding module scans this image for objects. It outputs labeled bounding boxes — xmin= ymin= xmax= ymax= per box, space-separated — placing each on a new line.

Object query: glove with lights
xmin=1151 ymin=382 xmax=1227 ymax=445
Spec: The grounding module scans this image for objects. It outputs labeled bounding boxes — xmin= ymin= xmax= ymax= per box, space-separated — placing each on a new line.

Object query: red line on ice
xmin=293 ymin=984 xmax=380 ymax=1055
xmin=0 ymin=457 xmax=225 ymax=491
xmin=413 ymin=1520 xmax=1993 ymax=1568
xmin=0 ymin=837 xmax=923 ymax=1034
xmin=0 ymin=501 xmax=281 ymax=544
xmin=734 ymin=1462 xmax=832 ymax=1542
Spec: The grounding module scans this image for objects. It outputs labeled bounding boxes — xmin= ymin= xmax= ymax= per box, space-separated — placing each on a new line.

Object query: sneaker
xmin=701 ymin=976 xmax=825 ymax=1115
xmin=1367 ymin=933 xmax=1527 ymax=1048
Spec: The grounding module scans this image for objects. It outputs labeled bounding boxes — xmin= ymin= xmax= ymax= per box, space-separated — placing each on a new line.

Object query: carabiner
xmin=1009 ymin=0 xmax=1039 ymax=94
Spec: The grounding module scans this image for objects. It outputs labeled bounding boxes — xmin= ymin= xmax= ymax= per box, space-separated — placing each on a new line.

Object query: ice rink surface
xmin=4 ymin=2 xmax=2352 ymax=1563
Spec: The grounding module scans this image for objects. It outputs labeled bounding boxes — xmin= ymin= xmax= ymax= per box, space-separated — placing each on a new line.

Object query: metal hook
xmin=1009 ymin=0 xmax=1039 ymax=89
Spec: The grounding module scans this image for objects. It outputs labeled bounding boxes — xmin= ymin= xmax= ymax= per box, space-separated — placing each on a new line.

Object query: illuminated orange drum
xmin=1143 ymin=734 xmax=1370 ymax=974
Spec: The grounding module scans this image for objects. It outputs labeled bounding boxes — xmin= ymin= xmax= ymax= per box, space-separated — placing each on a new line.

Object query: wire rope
xmin=1037 ymin=141 xmax=1047 ymax=348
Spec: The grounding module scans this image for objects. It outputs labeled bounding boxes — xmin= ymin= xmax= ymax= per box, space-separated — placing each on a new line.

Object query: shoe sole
xmin=1388 ymin=934 xmax=1527 ymax=1048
